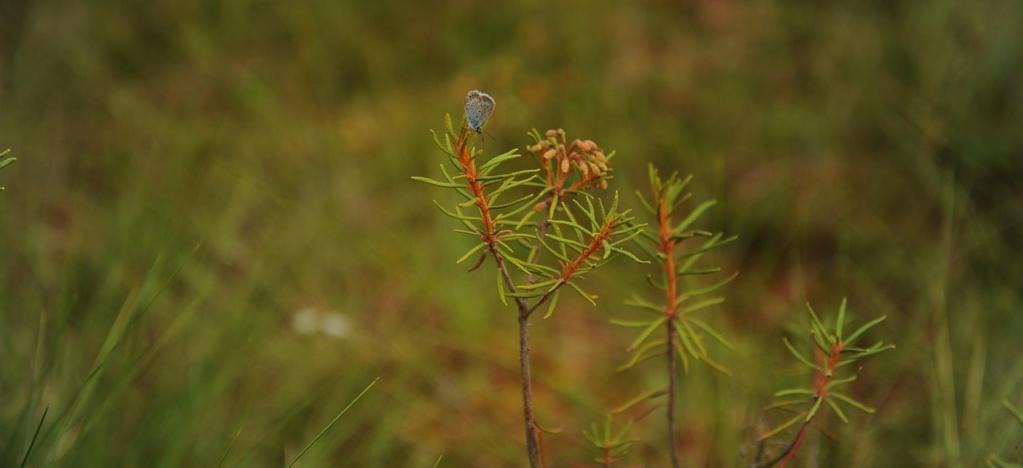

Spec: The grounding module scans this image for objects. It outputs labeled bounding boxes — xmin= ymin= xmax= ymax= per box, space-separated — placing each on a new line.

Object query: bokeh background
xmin=1 ymin=1 xmax=1022 ymax=466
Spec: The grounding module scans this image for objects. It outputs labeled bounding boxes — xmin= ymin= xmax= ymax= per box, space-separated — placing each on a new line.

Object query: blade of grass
xmin=286 ymin=377 xmax=380 ymax=468
xmin=215 ymin=427 xmax=244 ymax=468
xmin=18 ymin=407 xmax=48 ymax=468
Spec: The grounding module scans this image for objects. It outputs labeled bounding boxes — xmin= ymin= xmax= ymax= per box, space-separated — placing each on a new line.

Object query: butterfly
xmin=465 ymin=90 xmax=496 ymax=134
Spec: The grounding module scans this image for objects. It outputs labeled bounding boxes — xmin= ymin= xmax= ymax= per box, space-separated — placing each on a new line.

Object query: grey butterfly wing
xmin=465 ymin=90 xmax=496 ymax=133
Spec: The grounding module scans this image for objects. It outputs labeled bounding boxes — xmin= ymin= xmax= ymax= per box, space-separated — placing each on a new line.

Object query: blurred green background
xmin=1 ymin=0 xmax=1022 ymax=466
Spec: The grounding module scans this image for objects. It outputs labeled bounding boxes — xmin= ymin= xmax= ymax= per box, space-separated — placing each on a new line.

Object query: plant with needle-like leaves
xmin=414 ymin=114 xmax=646 ymax=468
xmin=755 ymin=299 xmax=894 ymax=468
xmin=610 ymin=164 xmax=736 ymax=468
xmin=579 ymin=415 xmax=635 ymax=468
xmin=0 ymin=149 xmax=14 ymax=192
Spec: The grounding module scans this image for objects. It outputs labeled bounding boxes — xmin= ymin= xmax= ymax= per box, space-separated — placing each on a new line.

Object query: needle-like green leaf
xmin=673 ymin=200 xmax=717 ymax=235
xmin=836 ymin=297 xmax=848 ymax=339
xmin=411 ymin=176 xmax=465 ymax=188
xmin=806 ymin=396 xmax=825 ymax=421
xmin=805 ymin=302 xmax=833 ymax=344
xmin=844 ymin=315 xmax=887 ymax=346
xmin=688 ymin=318 xmax=734 ymax=350
xmin=783 ymin=337 xmax=821 ymax=371
xmin=542 ymin=290 xmax=561 ymax=319
xmin=830 ymin=392 xmax=876 ymax=414
xmin=826 ymin=398 xmax=849 ymax=423
xmin=617 ymin=340 xmax=665 ymax=371
xmin=758 ymin=412 xmax=807 ymax=441
xmin=611 ymin=387 xmax=668 ymax=413
xmin=628 ymin=316 xmax=668 ymax=351
xmin=456 ymin=242 xmax=487 ymax=264
xmin=496 ymin=269 xmax=508 ymax=306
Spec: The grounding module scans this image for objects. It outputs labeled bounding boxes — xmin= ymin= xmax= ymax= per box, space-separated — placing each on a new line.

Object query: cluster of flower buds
xmin=527 ymin=128 xmax=611 ymax=192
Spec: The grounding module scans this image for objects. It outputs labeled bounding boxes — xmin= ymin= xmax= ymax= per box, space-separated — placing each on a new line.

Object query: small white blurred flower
xmin=292 ymin=308 xmax=321 ymax=335
xmin=292 ymin=307 xmax=351 ymax=339
xmin=321 ymin=312 xmax=351 ymax=338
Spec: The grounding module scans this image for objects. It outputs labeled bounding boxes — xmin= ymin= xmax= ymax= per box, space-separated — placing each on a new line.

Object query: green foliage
xmin=416 ymin=115 xmax=646 ymax=315
xmin=0 ymin=149 xmax=13 ymax=170
xmin=581 ymin=415 xmax=635 ymax=466
xmin=0 ymin=149 xmax=13 ymax=192
xmin=758 ymin=300 xmax=894 ymax=464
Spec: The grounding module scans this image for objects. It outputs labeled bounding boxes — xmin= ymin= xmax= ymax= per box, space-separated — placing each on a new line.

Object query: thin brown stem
xmin=518 ymin=310 xmax=541 ymax=467
xmin=491 ymin=247 xmax=542 ymax=468
xmin=666 ymin=318 xmax=680 ymax=468
xmin=658 ymin=195 xmax=681 ymax=468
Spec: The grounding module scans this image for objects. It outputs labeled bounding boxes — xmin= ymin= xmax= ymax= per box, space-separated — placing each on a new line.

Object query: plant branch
xmin=561 ymin=218 xmax=615 ymax=280
xmin=525 ymin=280 xmax=565 ymax=318
xmin=759 ymin=342 xmax=844 ymax=467
xmin=515 ymin=295 xmax=541 ymax=468
xmin=523 ymin=213 xmax=615 ymax=319
xmin=455 ymin=131 xmax=542 ymax=468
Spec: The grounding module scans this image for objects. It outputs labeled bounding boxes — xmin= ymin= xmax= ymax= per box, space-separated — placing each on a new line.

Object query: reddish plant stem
xmin=526 ymin=215 xmax=617 ymax=318
xmin=758 ymin=342 xmax=844 ymax=468
xmin=758 ymin=418 xmax=811 ymax=468
xmin=455 ymin=132 xmax=496 ymax=242
xmin=561 ymin=221 xmax=614 ymax=280
xmin=659 ymin=198 xmax=678 ymax=317
xmin=603 ymin=442 xmax=612 ymax=468
xmin=778 ymin=422 xmax=809 ymax=468
xmin=562 ymin=170 xmax=596 ymax=195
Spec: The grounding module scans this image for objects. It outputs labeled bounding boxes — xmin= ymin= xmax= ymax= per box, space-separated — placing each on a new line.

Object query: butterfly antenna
xmin=483 ymin=129 xmax=514 ymax=152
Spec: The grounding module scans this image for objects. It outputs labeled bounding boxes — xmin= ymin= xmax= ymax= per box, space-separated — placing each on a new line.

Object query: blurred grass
xmin=1 ymin=0 xmax=1022 ymax=466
